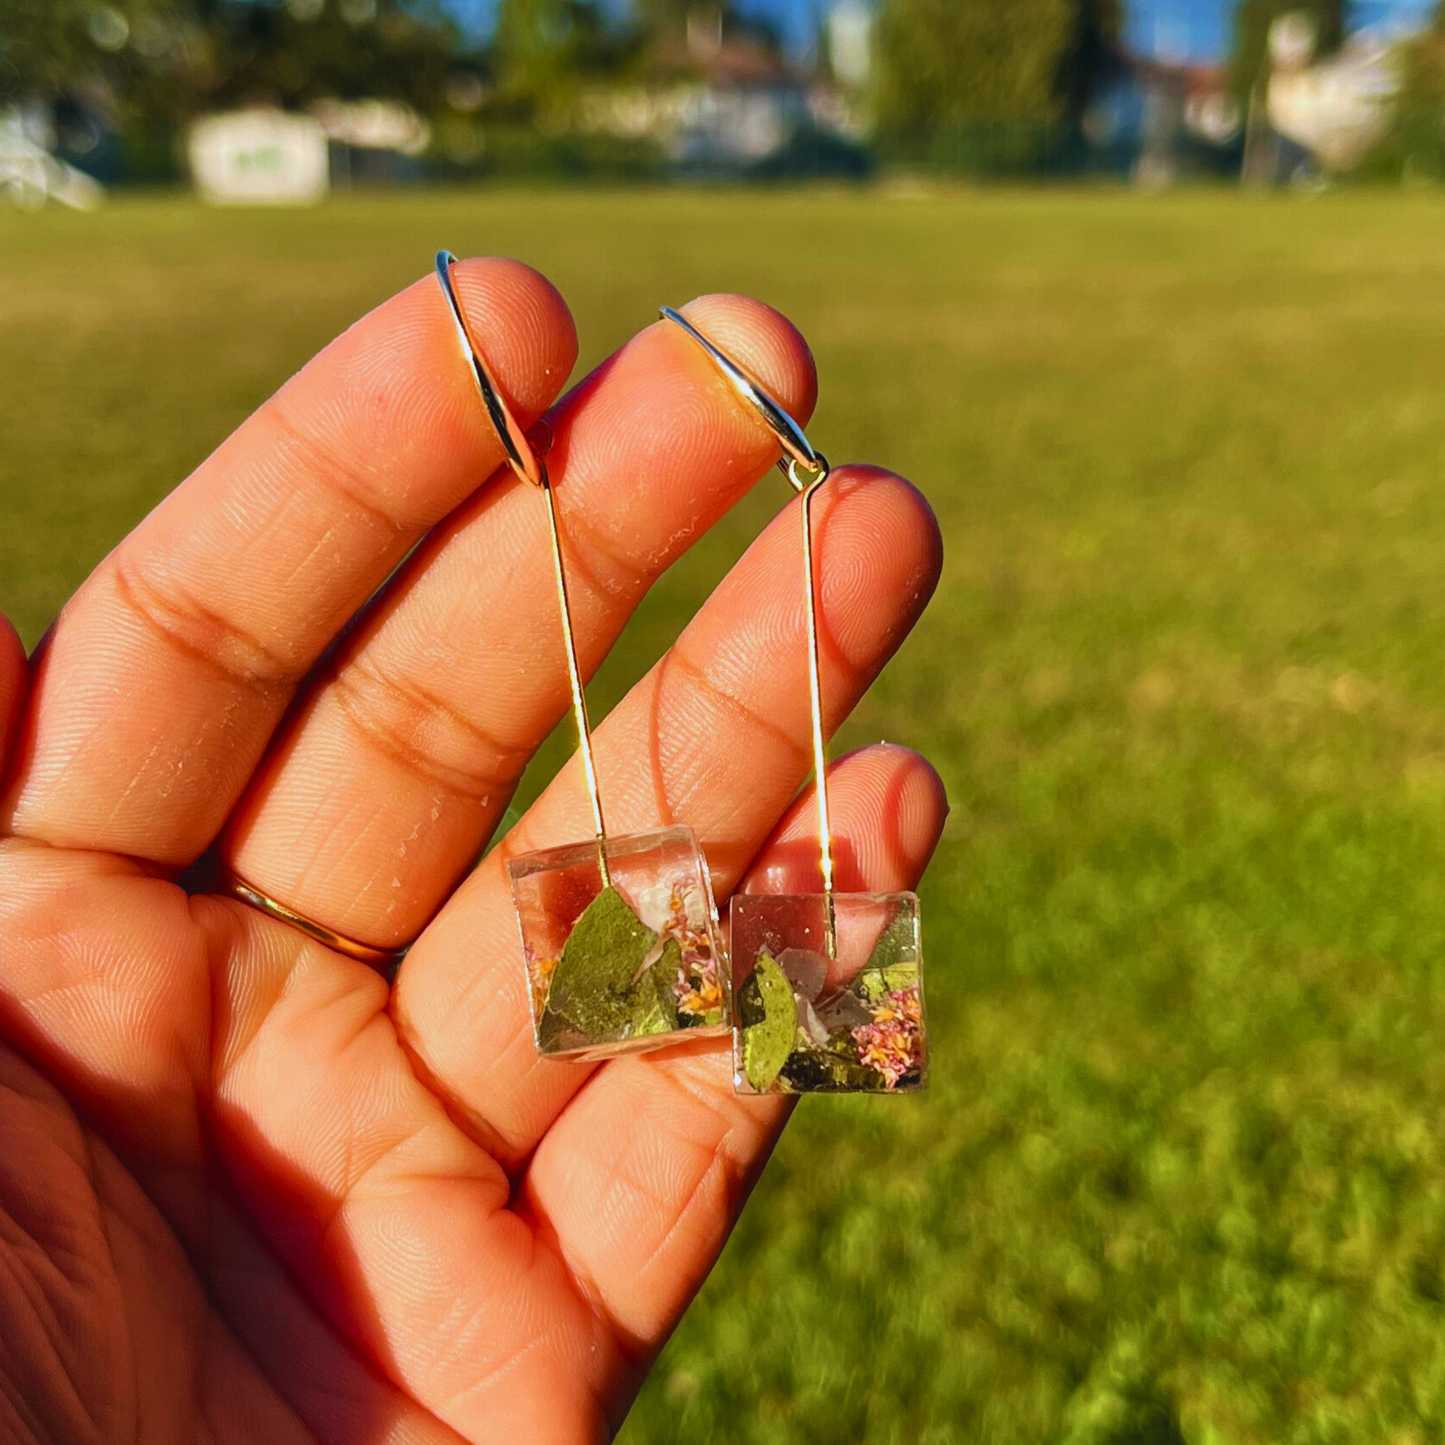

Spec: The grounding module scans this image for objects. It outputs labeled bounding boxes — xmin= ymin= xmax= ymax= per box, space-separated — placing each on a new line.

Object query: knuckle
xmin=110 ymin=552 xmax=299 ymax=693
xmin=331 ymin=655 xmax=528 ymax=804
xmin=262 ymin=391 xmax=417 ymax=536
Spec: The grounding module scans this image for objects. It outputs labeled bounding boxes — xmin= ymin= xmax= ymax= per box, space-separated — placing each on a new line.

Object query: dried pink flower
xmin=850 ymin=984 xmax=923 ymax=1088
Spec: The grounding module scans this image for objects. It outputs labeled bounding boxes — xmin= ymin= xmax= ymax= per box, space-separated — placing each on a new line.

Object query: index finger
xmin=1 ymin=258 xmax=577 ymax=864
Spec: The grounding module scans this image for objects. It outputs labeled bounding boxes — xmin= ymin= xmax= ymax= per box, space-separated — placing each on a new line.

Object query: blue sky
xmin=444 ymin=1 xmax=1438 ymax=60
xmin=1124 ymin=0 xmax=1435 ymax=58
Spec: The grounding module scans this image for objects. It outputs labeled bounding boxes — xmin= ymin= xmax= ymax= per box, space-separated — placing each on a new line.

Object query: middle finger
xmin=220 ymin=295 xmax=816 ymax=949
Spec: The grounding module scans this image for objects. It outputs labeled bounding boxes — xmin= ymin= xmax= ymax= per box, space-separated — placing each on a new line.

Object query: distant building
xmin=1084 ymin=9 xmax=1410 ymax=185
xmin=664 ymin=35 xmax=809 ymax=172
xmin=1084 ymin=55 xmax=1240 ymax=183
xmin=828 ymin=1 xmax=873 ymax=90
xmin=189 ymin=102 xmax=430 ymax=204
xmin=311 ymin=99 xmax=431 ymax=189
xmin=575 ymin=18 xmax=868 ymax=177
xmin=190 ymin=111 xmax=330 ymax=205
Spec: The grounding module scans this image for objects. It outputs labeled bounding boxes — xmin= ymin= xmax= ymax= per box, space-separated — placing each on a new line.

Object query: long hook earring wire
xmin=659 ymin=307 xmax=837 ymax=955
xmin=437 ymin=251 xmax=610 ymax=890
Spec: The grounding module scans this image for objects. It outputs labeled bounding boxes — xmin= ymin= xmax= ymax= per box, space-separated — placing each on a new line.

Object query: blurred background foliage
xmin=871 ymin=0 xmax=1124 ymax=175
xmin=873 ymin=0 xmax=1122 ymax=131
xmin=8 ymin=0 xmax=1445 ymax=187
xmin=1362 ymin=5 xmax=1445 ymax=176
xmin=2 ymin=0 xmax=460 ymax=119
xmin=6 ymin=185 xmax=1445 ymax=1441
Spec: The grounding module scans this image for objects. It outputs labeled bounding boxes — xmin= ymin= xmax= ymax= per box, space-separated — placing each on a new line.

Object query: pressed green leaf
xmin=543 ymin=885 xmax=662 ymax=1044
xmin=858 ymin=962 xmax=921 ymax=1006
xmin=858 ymin=912 xmax=920 ymax=1003
xmin=628 ymin=937 xmax=682 ymax=1038
xmin=537 ymin=1002 xmax=566 ymax=1052
xmin=780 ymin=1048 xmax=890 ymax=1093
xmin=868 ymin=908 xmax=919 ymax=972
xmin=739 ymin=951 xmax=796 ymax=1093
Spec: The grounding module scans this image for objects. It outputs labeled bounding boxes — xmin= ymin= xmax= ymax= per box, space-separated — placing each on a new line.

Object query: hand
xmin=0 ymin=260 xmax=944 ymax=1444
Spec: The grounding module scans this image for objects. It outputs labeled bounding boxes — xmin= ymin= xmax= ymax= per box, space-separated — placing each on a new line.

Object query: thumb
xmin=0 ymin=614 xmax=28 ymax=786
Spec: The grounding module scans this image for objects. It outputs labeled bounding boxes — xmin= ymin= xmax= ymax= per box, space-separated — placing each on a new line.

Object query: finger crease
xmin=111 ymin=556 xmax=301 ymax=694
xmin=391 ymin=1021 xmax=517 ymax=1166
xmin=263 ymin=394 xmax=415 ymax=538
xmin=665 ymin=646 xmax=810 ymax=768
xmin=331 ymin=661 xmax=529 ymax=805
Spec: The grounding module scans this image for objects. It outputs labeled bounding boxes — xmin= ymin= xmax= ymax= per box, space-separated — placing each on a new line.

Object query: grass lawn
xmin=7 ymin=186 xmax=1445 ymax=1443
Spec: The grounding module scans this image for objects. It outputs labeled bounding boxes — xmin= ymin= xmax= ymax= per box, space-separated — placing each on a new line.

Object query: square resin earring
xmin=661 ymin=307 xmax=928 ymax=1095
xmin=438 ymin=254 xmax=726 ymax=1061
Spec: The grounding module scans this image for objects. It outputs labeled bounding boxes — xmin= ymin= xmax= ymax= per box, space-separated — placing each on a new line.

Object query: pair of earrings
xmin=437 ymin=251 xmax=927 ymax=1095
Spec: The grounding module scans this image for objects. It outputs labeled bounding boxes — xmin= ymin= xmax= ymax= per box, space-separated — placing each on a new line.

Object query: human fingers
xmin=196 ymin=900 xmax=629 ymax=1443
xmin=522 ymin=745 xmax=947 ymax=1362
xmin=1 ymin=259 xmax=576 ymax=865
xmin=394 ymin=466 xmax=942 ymax=1165
xmin=219 ymin=294 xmax=815 ymax=949
xmin=192 ymin=745 xmax=943 ymax=1443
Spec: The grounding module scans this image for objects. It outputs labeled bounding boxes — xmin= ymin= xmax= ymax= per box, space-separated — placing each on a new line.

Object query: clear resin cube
xmin=508 ymin=826 xmax=727 ymax=1061
xmin=730 ymin=891 xmax=926 ymax=1095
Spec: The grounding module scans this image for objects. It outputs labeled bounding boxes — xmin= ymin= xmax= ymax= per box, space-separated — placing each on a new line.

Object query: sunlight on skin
xmin=0 ymin=258 xmax=943 ymax=1443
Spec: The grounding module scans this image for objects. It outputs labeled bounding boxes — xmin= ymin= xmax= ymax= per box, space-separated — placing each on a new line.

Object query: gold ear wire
xmin=660 ymin=306 xmax=837 ymax=955
xmin=436 ymin=251 xmax=544 ymax=490
xmin=659 ymin=307 xmax=827 ymax=489
xmin=437 ymin=252 xmax=610 ymax=889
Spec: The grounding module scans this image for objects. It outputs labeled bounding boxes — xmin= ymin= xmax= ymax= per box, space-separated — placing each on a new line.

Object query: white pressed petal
xmin=682 ymin=882 xmax=707 ymax=930
xmin=631 ymin=878 xmax=676 ymax=934
xmin=796 ymin=996 xmax=830 ymax=1047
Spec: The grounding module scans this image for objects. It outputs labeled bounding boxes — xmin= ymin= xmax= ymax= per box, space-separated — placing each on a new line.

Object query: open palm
xmin=0 ymin=259 xmax=944 ymax=1444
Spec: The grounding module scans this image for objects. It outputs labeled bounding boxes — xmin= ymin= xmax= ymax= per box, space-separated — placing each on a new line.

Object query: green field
xmin=7 ymin=188 xmax=1445 ymax=1443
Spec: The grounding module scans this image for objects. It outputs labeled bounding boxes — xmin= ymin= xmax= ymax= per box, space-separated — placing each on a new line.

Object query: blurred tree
xmin=1358 ymin=4 xmax=1445 ymax=180
xmin=0 ymin=0 xmax=143 ymax=102
xmin=874 ymin=0 xmax=1121 ymax=133
xmin=632 ymin=1 xmax=735 ymax=43
xmin=493 ymin=0 xmax=636 ymax=113
xmin=1 ymin=0 xmax=460 ymax=120
xmin=1228 ymin=0 xmax=1346 ymax=99
xmin=1058 ymin=0 xmax=1123 ymax=118
xmin=192 ymin=0 xmax=459 ymax=116
xmin=633 ymin=0 xmax=692 ymax=37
